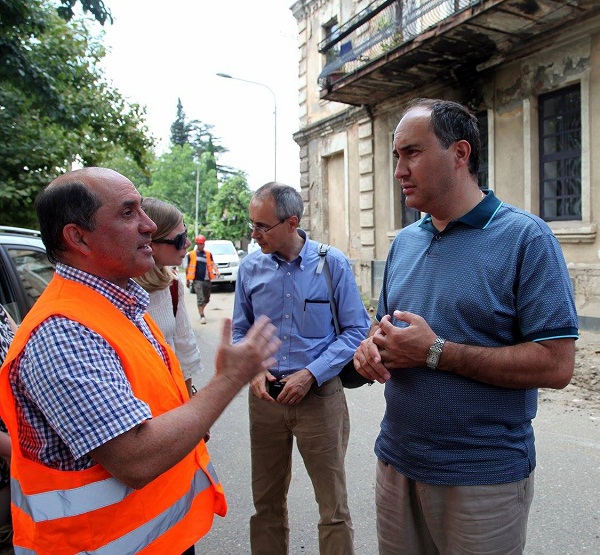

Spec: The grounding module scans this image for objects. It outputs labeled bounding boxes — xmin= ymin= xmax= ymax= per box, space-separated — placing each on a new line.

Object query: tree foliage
xmin=56 ymin=0 xmax=113 ymax=25
xmin=101 ymin=146 xmax=153 ymax=190
xmin=0 ymin=0 xmax=154 ymax=226
xmin=141 ymin=144 xmax=197 ymax=221
xmin=169 ymin=98 xmax=191 ymax=147
xmin=159 ymin=99 xmax=253 ymax=243
xmin=140 ymin=145 xmax=219 ymax=237
xmin=205 ymin=173 xmax=252 ymax=242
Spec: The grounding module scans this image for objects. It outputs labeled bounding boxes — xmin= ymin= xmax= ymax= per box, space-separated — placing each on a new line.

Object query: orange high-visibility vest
xmin=186 ymin=249 xmax=218 ymax=281
xmin=0 ymin=275 xmax=227 ymax=555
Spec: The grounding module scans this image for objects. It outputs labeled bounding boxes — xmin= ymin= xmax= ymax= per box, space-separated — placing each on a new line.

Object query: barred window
xmin=539 ymin=85 xmax=582 ymax=221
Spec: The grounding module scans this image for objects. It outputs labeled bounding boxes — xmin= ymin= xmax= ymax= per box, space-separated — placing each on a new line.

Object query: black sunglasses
xmin=152 ymin=225 xmax=188 ymax=250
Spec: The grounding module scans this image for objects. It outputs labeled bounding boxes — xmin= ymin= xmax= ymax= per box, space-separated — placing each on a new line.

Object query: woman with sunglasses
xmin=134 ymin=198 xmax=202 ymax=399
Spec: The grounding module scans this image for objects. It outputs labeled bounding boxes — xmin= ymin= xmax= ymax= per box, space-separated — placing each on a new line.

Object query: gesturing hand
xmin=215 ymin=316 xmax=281 ymax=388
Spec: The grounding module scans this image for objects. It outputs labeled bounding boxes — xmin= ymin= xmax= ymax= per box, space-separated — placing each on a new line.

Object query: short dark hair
xmin=35 ymin=181 xmax=102 ymax=264
xmin=404 ymin=98 xmax=481 ymax=176
xmin=253 ymin=182 xmax=304 ymax=224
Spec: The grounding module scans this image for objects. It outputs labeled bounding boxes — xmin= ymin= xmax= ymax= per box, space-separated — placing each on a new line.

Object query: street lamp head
xmin=216 ymin=72 xmax=232 ymax=79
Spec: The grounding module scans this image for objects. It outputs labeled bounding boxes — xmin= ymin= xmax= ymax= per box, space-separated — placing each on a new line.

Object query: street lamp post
xmin=217 ymin=72 xmax=277 ymax=182
xmin=194 ymin=165 xmax=200 ymax=237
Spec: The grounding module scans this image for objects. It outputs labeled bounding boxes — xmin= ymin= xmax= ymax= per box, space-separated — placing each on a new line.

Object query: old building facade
xmin=290 ymin=0 xmax=600 ymax=330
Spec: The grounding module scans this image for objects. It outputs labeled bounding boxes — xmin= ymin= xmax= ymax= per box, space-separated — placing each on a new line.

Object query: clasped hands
xmin=250 ymin=368 xmax=315 ymax=405
xmin=354 ymin=310 xmax=437 ymax=384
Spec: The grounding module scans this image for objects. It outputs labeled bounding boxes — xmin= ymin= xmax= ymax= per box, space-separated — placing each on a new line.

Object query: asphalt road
xmin=187 ymin=287 xmax=600 ymax=555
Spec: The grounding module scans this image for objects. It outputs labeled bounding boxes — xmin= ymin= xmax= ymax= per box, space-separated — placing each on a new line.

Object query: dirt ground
xmin=539 ymin=329 xmax=600 ymax=411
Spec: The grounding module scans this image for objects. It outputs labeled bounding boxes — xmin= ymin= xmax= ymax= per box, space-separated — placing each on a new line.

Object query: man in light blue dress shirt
xmin=233 ymin=183 xmax=371 ymax=555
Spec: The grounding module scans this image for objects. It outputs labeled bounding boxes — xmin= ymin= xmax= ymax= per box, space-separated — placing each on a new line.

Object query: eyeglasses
xmin=248 ymin=220 xmax=284 ymax=235
xmin=152 ymin=225 xmax=188 ymax=250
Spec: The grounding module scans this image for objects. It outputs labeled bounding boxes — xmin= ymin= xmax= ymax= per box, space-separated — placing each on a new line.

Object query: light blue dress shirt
xmin=233 ymin=230 xmax=371 ymax=385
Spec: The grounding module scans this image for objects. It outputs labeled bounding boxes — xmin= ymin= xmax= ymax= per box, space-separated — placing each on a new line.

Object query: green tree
xmin=168 ymin=99 xmax=236 ymax=179
xmin=101 ymin=146 xmax=153 ymax=190
xmin=170 ymin=98 xmax=191 ymax=147
xmin=142 ymin=144 xmax=197 ymax=220
xmin=0 ymin=0 xmax=112 ymax=118
xmin=56 ymin=0 xmax=113 ymax=24
xmin=141 ymin=145 xmax=217 ymax=236
xmin=0 ymin=1 xmax=154 ymax=226
xmin=206 ymin=173 xmax=252 ymax=242
xmin=158 ymin=100 xmax=224 ymax=235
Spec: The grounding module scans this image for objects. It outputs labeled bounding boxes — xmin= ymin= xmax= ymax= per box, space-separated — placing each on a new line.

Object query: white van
xmin=204 ymin=240 xmax=243 ymax=286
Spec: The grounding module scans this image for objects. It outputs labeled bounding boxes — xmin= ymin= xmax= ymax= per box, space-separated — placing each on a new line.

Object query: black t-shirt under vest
xmin=193 ymin=250 xmax=208 ymax=281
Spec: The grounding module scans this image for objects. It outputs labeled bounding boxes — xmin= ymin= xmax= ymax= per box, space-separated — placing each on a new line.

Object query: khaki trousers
xmin=376 ymin=459 xmax=535 ymax=555
xmin=249 ymin=377 xmax=354 ymax=555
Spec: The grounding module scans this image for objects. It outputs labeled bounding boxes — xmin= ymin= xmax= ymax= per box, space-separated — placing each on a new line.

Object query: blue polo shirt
xmin=375 ymin=190 xmax=578 ymax=485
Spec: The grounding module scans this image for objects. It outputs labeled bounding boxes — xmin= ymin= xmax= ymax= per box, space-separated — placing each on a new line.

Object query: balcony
xmin=318 ymin=0 xmax=600 ymax=106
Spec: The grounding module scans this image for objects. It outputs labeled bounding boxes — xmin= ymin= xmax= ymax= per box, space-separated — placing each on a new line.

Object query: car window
xmin=0 ymin=254 xmax=20 ymax=323
xmin=8 ymin=248 xmax=54 ymax=311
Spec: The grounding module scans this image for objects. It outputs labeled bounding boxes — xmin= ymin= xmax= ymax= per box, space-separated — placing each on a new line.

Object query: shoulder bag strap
xmin=317 ymin=243 xmax=341 ymax=336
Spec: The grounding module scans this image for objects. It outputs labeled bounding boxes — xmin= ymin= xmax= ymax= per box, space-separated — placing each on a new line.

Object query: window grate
xmin=539 ymin=84 xmax=582 ymax=221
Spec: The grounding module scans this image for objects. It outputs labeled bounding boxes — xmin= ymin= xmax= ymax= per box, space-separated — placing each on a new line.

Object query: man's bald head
xmin=36 ymin=167 xmax=129 ymax=264
xmin=48 ymin=167 xmax=124 ymax=191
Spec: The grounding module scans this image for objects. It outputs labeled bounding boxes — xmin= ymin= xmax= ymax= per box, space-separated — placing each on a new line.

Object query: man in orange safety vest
xmin=186 ymin=235 xmax=219 ymax=324
xmin=0 ymin=167 xmax=280 ymax=555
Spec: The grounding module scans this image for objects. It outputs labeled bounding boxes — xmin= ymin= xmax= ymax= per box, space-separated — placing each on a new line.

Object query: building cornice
xmin=293 ymin=105 xmax=368 ymax=145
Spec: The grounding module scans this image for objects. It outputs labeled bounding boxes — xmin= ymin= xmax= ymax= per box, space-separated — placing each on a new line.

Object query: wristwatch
xmin=426 ymin=336 xmax=446 ymax=369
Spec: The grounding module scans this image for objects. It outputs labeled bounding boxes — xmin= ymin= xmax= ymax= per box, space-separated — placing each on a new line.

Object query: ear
xmin=454 ymin=139 xmax=472 ymax=170
xmin=287 ymin=215 xmax=299 ymax=231
xmin=63 ymin=223 xmax=92 ymax=256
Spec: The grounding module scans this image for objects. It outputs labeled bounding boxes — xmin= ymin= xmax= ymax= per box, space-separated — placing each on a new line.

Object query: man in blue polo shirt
xmin=355 ymin=98 xmax=578 ymax=555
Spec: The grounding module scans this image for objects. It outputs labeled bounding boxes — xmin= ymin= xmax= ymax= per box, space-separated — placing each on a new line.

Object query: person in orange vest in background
xmin=0 ymin=167 xmax=280 ymax=555
xmin=186 ymin=235 xmax=219 ymax=324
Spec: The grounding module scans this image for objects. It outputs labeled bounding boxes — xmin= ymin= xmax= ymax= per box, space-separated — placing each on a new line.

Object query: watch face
xmin=426 ymin=351 xmax=440 ymax=368
xmin=426 ymin=338 xmax=444 ymax=369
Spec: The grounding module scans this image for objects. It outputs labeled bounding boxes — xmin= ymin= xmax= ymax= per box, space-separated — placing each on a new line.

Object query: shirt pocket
xmin=300 ymin=299 xmax=332 ymax=338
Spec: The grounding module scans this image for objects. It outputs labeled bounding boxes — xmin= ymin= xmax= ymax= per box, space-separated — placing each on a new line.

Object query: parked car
xmin=0 ymin=226 xmax=54 ymax=324
xmin=204 ymin=240 xmax=244 ymax=288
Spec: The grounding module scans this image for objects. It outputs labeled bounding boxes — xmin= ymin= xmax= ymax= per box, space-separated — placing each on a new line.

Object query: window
xmin=323 ymin=20 xmax=339 ymax=66
xmin=477 ymin=110 xmax=488 ymax=190
xmin=402 ymin=194 xmax=420 ymax=226
xmin=538 ymin=84 xmax=581 ymax=221
xmin=8 ymin=248 xmax=54 ymax=310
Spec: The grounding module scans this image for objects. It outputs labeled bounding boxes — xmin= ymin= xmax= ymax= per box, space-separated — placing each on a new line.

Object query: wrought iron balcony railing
xmin=318 ymin=0 xmax=475 ymax=89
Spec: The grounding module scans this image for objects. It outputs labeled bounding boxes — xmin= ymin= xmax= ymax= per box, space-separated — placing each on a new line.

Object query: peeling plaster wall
xmin=491 ymin=104 xmax=526 ymax=207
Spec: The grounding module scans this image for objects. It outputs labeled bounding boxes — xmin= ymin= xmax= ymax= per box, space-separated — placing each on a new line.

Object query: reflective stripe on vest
xmin=11 ymin=462 xmax=218 ymax=523
xmin=12 ymin=464 xmax=220 ymax=555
